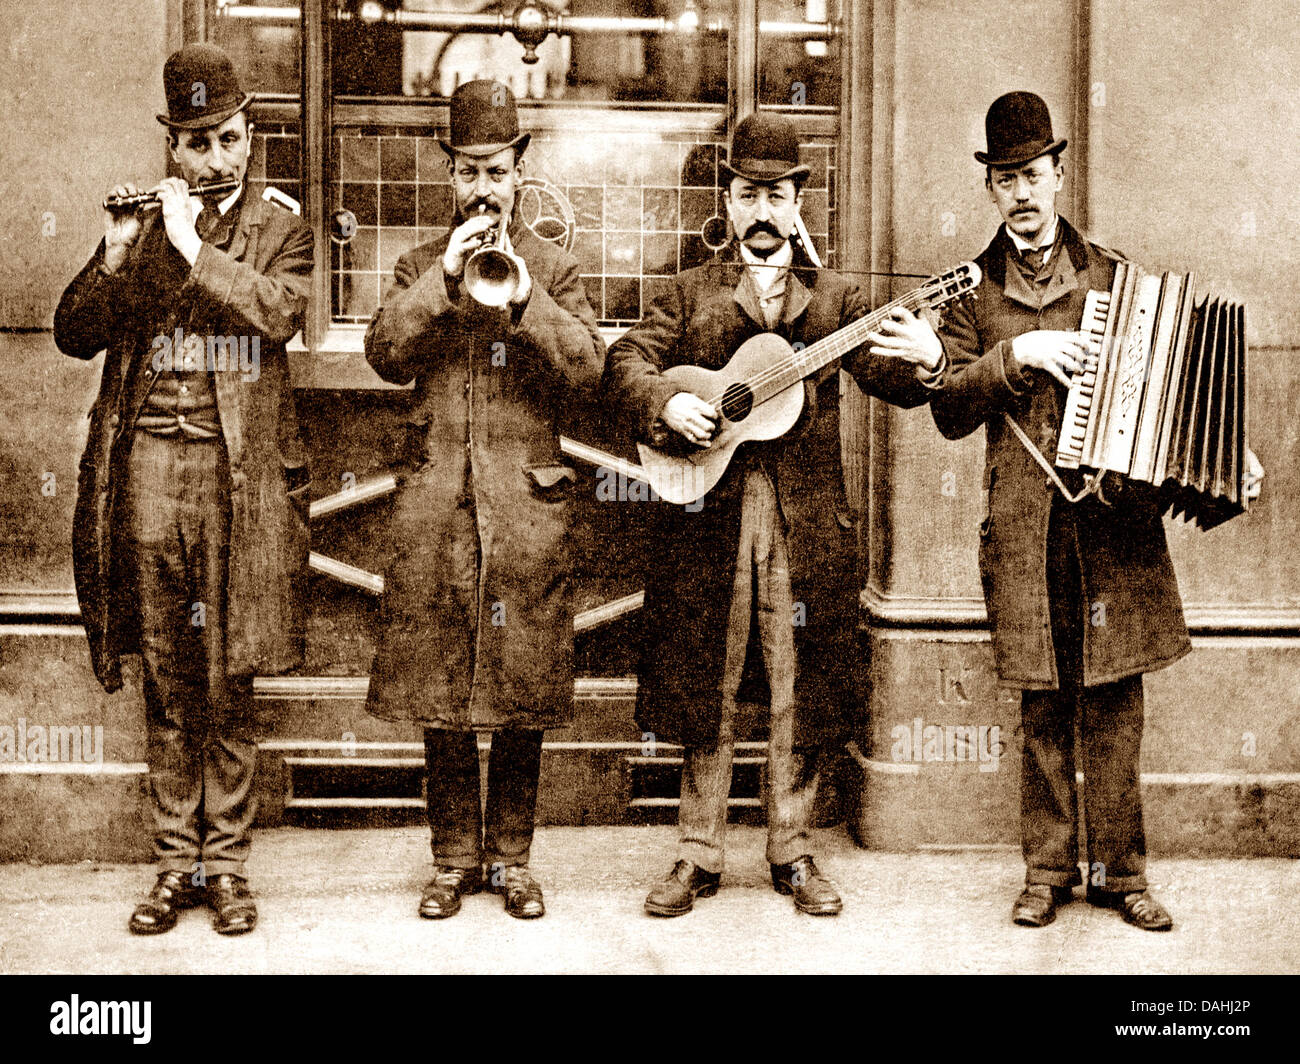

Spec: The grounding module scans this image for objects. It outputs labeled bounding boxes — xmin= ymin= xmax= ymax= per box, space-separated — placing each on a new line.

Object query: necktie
xmin=196 ymin=204 xmax=220 ymax=240
xmin=1022 ymin=246 xmax=1047 ymax=275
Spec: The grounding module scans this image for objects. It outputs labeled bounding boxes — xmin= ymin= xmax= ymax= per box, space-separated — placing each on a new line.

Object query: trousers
xmin=424 ymin=727 xmax=543 ymax=870
xmin=122 ymin=430 xmax=257 ymax=878
xmin=678 ymin=469 xmax=820 ymax=872
xmin=1020 ymin=498 xmax=1148 ymax=892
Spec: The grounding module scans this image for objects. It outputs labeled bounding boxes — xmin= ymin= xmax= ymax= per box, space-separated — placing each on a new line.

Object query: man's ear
xmin=166 ymin=131 xmax=180 ymax=164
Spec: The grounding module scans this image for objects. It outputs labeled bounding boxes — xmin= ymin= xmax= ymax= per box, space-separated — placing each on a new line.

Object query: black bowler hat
xmin=438 ymin=79 xmax=531 ymax=159
xmin=721 ymin=112 xmax=811 ymax=185
xmin=974 ymin=91 xmax=1067 ymax=167
xmin=156 ymin=44 xmax=253 ymax=130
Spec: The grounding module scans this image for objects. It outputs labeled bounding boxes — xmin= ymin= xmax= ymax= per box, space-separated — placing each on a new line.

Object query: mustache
xmin=742 ymin=221 xmax=784 ymax=240
xmin=459 ymin=197 xmax=500 ymax=218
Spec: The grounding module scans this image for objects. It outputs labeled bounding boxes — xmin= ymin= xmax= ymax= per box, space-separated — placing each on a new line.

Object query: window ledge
xmin=287 ymin=324 xmax=630 ymax=390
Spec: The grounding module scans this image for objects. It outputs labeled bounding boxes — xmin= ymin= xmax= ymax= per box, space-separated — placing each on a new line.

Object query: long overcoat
xmin=931 ymin=217 xmax=1191 ymax=689
xmin=363 ymin=218 xmax=604 ymax=731
xmin=605 ymin=241 xmax=940 ymax=749
xmin=54 ymin=194 xmax=315 ymax=693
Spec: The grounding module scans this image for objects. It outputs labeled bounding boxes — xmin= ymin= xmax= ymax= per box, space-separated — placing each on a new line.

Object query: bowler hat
xmin=975 ymin=91 xmax=1067 ymax=168
xmin=156 ymin=44 xmax=253 ymax=130
xmin=720 ymin=112 xmax=811 ymax=185
xmin=438 ymin=79 xmax=531 ymax=159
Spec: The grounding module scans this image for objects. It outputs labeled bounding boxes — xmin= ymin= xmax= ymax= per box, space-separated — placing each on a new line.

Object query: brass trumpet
xmin=103 ymin=177 xmax=241 ymax=211
xmin=464 ymin=205 xmax=525 ymax=307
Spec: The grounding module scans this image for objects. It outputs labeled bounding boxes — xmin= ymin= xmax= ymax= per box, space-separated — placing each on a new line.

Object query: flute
xmin=103 ymin=177 xmax=241 ymax=210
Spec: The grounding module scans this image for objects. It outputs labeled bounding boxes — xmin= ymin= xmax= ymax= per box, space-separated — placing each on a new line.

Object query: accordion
xmin=1056 ymin=261 xmax=1249 ymax=530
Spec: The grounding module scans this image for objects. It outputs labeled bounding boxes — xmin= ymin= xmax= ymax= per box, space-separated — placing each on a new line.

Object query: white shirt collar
xmin=217 ymin=183 xmax=243 ymax=216
xmin=189 ymin=182 xmax=243 ymax=224
xmin=738 ymin=239 xmax=793 ymax=295
xmin=1006 ymin=212 xmax=1059 ymax=259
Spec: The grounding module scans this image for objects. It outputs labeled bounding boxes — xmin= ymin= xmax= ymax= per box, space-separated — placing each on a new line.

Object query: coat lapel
xmin=732 ymin=263 xmax=767 ymax=329
xmin=1001 ymin=234 xmax=1079 ymax=311
xmin=781 ymin=268 xmax=812 ymax=327
xmin=728 ymin=243 xmax=813 ymax=332
xmin=225 ymin=190 xmax=262 ymax=263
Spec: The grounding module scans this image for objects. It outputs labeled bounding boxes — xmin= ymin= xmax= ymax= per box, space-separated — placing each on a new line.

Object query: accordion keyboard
xmin=1056 ymin=290 xmax=1111 ymax=469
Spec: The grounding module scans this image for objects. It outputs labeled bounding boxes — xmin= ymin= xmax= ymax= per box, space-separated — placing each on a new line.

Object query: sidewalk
xmin=0 ymin=826 xmax=1295 ymax=974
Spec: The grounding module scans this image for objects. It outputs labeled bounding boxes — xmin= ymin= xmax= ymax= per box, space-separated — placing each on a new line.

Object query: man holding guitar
xmin=605 ymin=112 xmax=949 ymax=917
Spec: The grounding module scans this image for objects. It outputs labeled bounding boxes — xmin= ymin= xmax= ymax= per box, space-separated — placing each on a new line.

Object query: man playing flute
xmin=55 ymin=44 xmax=314 ymax=936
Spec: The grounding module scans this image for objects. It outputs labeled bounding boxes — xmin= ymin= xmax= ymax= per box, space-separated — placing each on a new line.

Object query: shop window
xmin=206 ymin=1 xmax=840 ymax=356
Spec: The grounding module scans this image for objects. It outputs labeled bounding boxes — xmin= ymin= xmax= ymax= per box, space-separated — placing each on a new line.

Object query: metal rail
xmin=218 ymin=4 xmax=838 ymax=39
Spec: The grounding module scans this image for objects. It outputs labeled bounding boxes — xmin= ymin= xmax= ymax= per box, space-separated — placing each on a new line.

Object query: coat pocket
xmin=523 ymin=462 xmax=577 ymax=501
xmin=283 ymin=460 xmax=312 ymax=526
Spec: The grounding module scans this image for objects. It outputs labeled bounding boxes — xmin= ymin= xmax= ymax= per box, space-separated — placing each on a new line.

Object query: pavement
xmin=0 ymin=825 xmax=1295 ymax=974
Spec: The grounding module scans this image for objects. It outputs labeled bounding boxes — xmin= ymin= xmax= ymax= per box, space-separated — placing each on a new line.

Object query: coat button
xmin=109 ymin=414 xmax=119 ymax=427
xmin=177 ymin=414 xmax=186 ymax=423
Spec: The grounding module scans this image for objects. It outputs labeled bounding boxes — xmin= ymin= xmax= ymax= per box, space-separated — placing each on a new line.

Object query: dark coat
xmin=53 ymin=193 xmax=315 ymax=693
xmin=363 ymin=218 xmax=604 ymax=731
xmin=604 ymin=241 xmax=941 ymax=749
xmin=931 ymin=217 xmax=1191 ymax=689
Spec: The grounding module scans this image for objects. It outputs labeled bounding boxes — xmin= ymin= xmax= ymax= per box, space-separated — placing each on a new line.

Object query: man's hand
xmin=661 ymin=392 xmax=718 ymax=447
xmin=1243 ymin=448 xmax=1264 ymax=503
xmin=155 ymin=178 xmax=202 ymax=265
xmin=1011 ymin=330 xmax=1089 ymax=388
xmin=102 ymin=185 xmax=145 ymax=274
xmin=867 ymin=306 xmax=943 ymax=373
xmin=442 ymin=212 xmax=497 ymax=280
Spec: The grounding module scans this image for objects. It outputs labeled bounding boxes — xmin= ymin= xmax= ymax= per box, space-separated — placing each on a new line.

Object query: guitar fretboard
xmin=711 ymin=284 xmax=948 ymax=408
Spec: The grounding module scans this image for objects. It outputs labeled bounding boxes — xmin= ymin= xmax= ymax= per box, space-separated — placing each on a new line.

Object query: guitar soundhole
xmin=719 ymin=382 xmax=754 ymax=423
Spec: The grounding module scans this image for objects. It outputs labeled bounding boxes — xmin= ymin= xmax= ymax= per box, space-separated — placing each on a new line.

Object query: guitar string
xmin=709 ymin=273 xmax=975 ymax=404
xmin=705 ymin=288 xmax=934 ymax=411
xmin=700 ymin=282 xmax=954 ymax=410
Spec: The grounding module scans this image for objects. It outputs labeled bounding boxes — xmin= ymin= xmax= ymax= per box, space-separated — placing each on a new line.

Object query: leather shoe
xmin=208 ymin=874 xmax=258 ymax=935
xmin=771 ymin=855 xmax=842 ymax=915
xmin=1088 ymin=888 xmax=1174 ymax=931
xmin=419 ymin=865 xmax=482 ymax=919
xmin=487 ymin=864 xmax=545 ymax=919
xmin=644 ymin=860 xmax=721 ymax=917
xmin=128 ymin=870 xmax=203 ymax=935
xmin=1012 ymin=884 xmax=1074 ymax=927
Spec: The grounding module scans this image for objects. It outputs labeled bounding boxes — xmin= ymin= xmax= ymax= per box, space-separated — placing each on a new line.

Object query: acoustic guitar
xmin=637 ymin=261 xmax=981 ymax=504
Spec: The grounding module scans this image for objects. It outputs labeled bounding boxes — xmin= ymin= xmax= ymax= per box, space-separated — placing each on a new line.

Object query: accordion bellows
xmin=1057 ymin=261 xmax=1249 ymax=530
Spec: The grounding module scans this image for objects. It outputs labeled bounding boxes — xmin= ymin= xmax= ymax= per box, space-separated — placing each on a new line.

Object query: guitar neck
xmin=758 ymin=286 xmax=935 ymax=399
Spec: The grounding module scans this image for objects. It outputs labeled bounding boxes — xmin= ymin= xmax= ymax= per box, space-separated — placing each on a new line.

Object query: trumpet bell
xmin=464 ymin=247 xmax=522 ymax=307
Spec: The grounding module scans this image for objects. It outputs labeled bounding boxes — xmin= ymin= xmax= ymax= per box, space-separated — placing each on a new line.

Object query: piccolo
xmin=103 ymin=177 xmax=241 ymax=210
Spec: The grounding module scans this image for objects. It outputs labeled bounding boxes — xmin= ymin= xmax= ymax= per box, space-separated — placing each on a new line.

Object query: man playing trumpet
xmin=54 ymin=44 xmax=314 ymax=936
xmin=364 ymin=79 xmax=603 ymax=920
